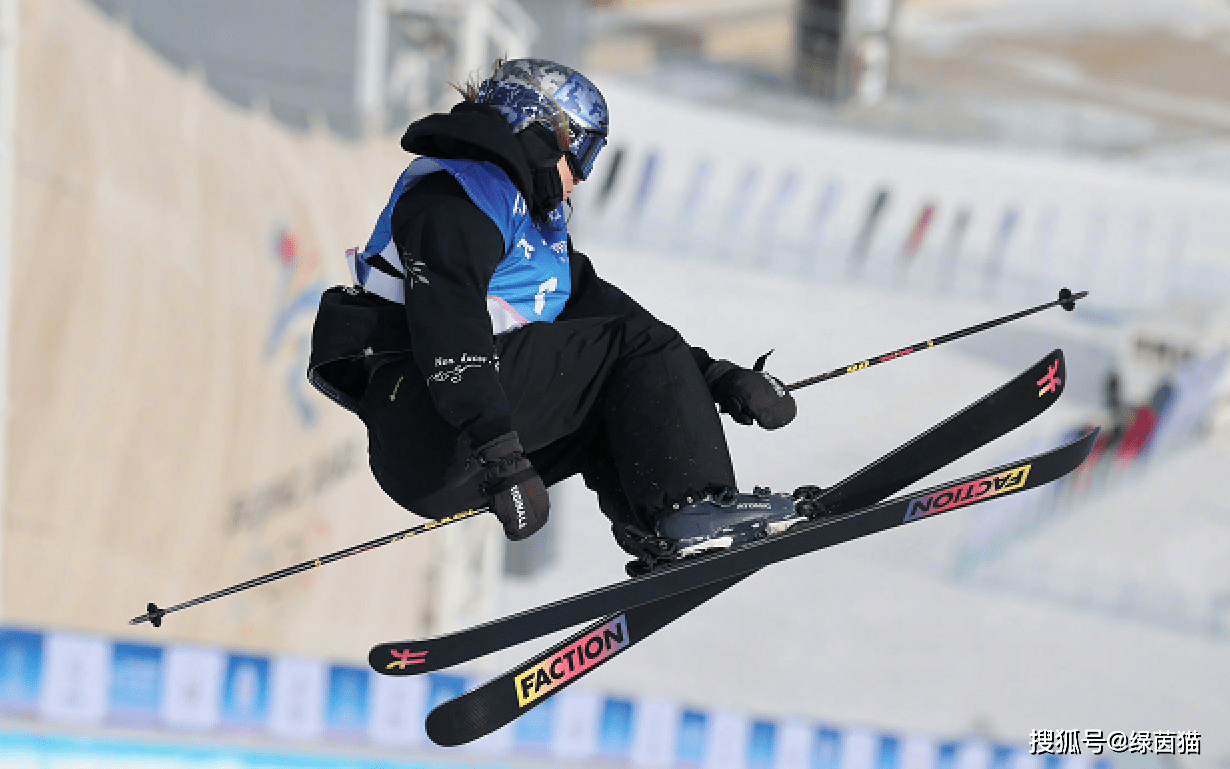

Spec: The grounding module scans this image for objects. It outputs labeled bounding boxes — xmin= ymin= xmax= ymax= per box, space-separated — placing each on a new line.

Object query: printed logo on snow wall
xmin=903 ymin=464 xmax=1032 ymax=522
xmin=515 ymin=615 xmax=630 ymax=707
xmin=226 ymin=441 xmax=360 ymax=534
xmin=264 ymin=226 xmax=329 ymax=428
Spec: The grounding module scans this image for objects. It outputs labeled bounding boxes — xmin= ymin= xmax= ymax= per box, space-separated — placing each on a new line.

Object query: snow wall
xmin=3 ymin=0 xmax=507 ymax=659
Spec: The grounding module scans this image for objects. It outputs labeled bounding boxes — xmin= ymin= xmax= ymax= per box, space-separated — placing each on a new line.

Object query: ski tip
xmin=1036 ymin=349 xmax=1066 ymax=401
xmin=1074 ymin=426 xmax=1101 ymax=462
xmin=368 ymin=644 xmax=436 ymax=676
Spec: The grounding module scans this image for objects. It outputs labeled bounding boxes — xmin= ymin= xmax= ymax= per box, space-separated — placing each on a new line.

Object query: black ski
xmin=426 ymin=428 xmax=1099 ymax=746
xmin=372 ymin=349 xmax=1071 ymax=676
xmin=427 ymin=573 xmax=751 ymax=746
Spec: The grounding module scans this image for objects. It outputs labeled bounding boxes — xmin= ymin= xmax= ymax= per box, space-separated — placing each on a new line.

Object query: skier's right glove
xmin=474 ymin=431 xmax=550 ymax=541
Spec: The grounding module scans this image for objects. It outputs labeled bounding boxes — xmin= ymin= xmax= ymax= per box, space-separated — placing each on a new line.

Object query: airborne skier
xmin=128 ymin=60 xmax=1091 ymax=639
xmin=308 ymin=58 xmax=801 ymax=572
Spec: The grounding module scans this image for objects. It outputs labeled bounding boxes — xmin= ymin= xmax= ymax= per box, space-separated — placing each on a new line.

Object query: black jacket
xmin=309 ymin=103 xmax=726 ymax=446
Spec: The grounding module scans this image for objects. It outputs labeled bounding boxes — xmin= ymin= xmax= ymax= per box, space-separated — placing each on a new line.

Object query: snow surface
xmin=479 ymin=243 xmax=1230 ymax=755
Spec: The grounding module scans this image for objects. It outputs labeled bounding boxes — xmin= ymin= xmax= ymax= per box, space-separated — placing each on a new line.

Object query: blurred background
xmin=0 ymin=0 xmax=1227 ymax=767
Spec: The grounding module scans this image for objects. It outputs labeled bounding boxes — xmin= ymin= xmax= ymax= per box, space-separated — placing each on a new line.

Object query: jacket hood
xmin=400 ymin=102 xmax=536 ymax=202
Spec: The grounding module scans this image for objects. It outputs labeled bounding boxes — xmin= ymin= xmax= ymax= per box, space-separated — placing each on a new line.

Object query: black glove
xmin=710 ymin=365 xmax=797 ymax=430
xmin=474 ymin=431 xmax=550 ymax=541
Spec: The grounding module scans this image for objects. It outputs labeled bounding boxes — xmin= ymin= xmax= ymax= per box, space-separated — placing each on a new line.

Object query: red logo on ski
xmin=386 ymin=648 xmax=429 ymax=669
xmin=1036 ymin=359 xmax=1061 ymax=397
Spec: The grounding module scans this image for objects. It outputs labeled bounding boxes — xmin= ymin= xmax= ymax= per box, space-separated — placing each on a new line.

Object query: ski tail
xmin=424 ymin=429 xmax=1099 ymax=745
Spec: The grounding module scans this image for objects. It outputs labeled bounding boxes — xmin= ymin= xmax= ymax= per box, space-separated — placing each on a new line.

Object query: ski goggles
xmin=566 ymin=123 xmax=608 ymax=181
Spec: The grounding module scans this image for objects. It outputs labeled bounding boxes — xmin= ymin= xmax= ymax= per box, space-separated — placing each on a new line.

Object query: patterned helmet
xmin=476 ymin=58 xmax=609 ymax=180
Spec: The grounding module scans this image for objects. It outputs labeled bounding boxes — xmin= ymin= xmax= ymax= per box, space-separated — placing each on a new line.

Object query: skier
xmin=308 ymin=59 xmax=801 ymax=572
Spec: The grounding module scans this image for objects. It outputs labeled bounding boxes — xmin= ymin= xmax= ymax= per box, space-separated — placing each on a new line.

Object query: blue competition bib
xmin=348 ymin=158 xmax=571 ymax=334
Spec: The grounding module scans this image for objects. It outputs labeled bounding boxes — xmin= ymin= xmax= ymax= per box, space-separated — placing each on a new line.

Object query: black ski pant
xmin=358 ymin=315 xmax=737 ymax=534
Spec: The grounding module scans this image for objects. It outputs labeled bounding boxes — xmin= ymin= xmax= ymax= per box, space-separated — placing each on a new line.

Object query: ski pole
xmin=129 ymin=506 xmax=488 ymax=628
xmin=782 ymin=287 xmax=1086 ymax=392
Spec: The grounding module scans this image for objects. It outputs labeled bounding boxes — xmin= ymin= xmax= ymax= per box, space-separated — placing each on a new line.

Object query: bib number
xmin=534 ymin=278 xmax=558 ymax=316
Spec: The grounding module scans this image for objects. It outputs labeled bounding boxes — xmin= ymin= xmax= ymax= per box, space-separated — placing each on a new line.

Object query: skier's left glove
xmin=709 ymin=364 xmax=797 ymax=430
xmin=475 ymin=431 xmax=550 ymax=541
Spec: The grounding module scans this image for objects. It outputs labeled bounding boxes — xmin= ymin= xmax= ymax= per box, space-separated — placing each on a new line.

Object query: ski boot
xmin=655 ymin=486 xmax=808 ymax=559
xmin=621 ymin=487 xmax=832 ymax=578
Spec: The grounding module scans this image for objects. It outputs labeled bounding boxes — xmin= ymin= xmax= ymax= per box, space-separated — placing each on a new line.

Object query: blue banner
xmin=677 ymin=709 xmax=708 ymax=764
xmin=221 ymin=654 xmax=270 ymax=729
xmin=324 ymin=664 xmax=369 ymax=737
xmin=0 ymin=625 xmax=1111 ymax=769
xmin=108 ymin=642 xmax=162 ymax=725
xmin=515 ymin=693 xmax=556 ymax=749
xmin=749 ymin=720 xmax=777 ymax=769
xmin=598 ymin=697 xmax=633 ymax=756
xmin=813 ymin=727 xmax=843 ymax=769
xmin=0 ymin=628 xmax=42 ymax=716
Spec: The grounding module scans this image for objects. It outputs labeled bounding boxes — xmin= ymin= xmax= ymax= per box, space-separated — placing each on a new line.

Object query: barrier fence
xmin=0 ymin=625 xmax=1118 ymax=769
